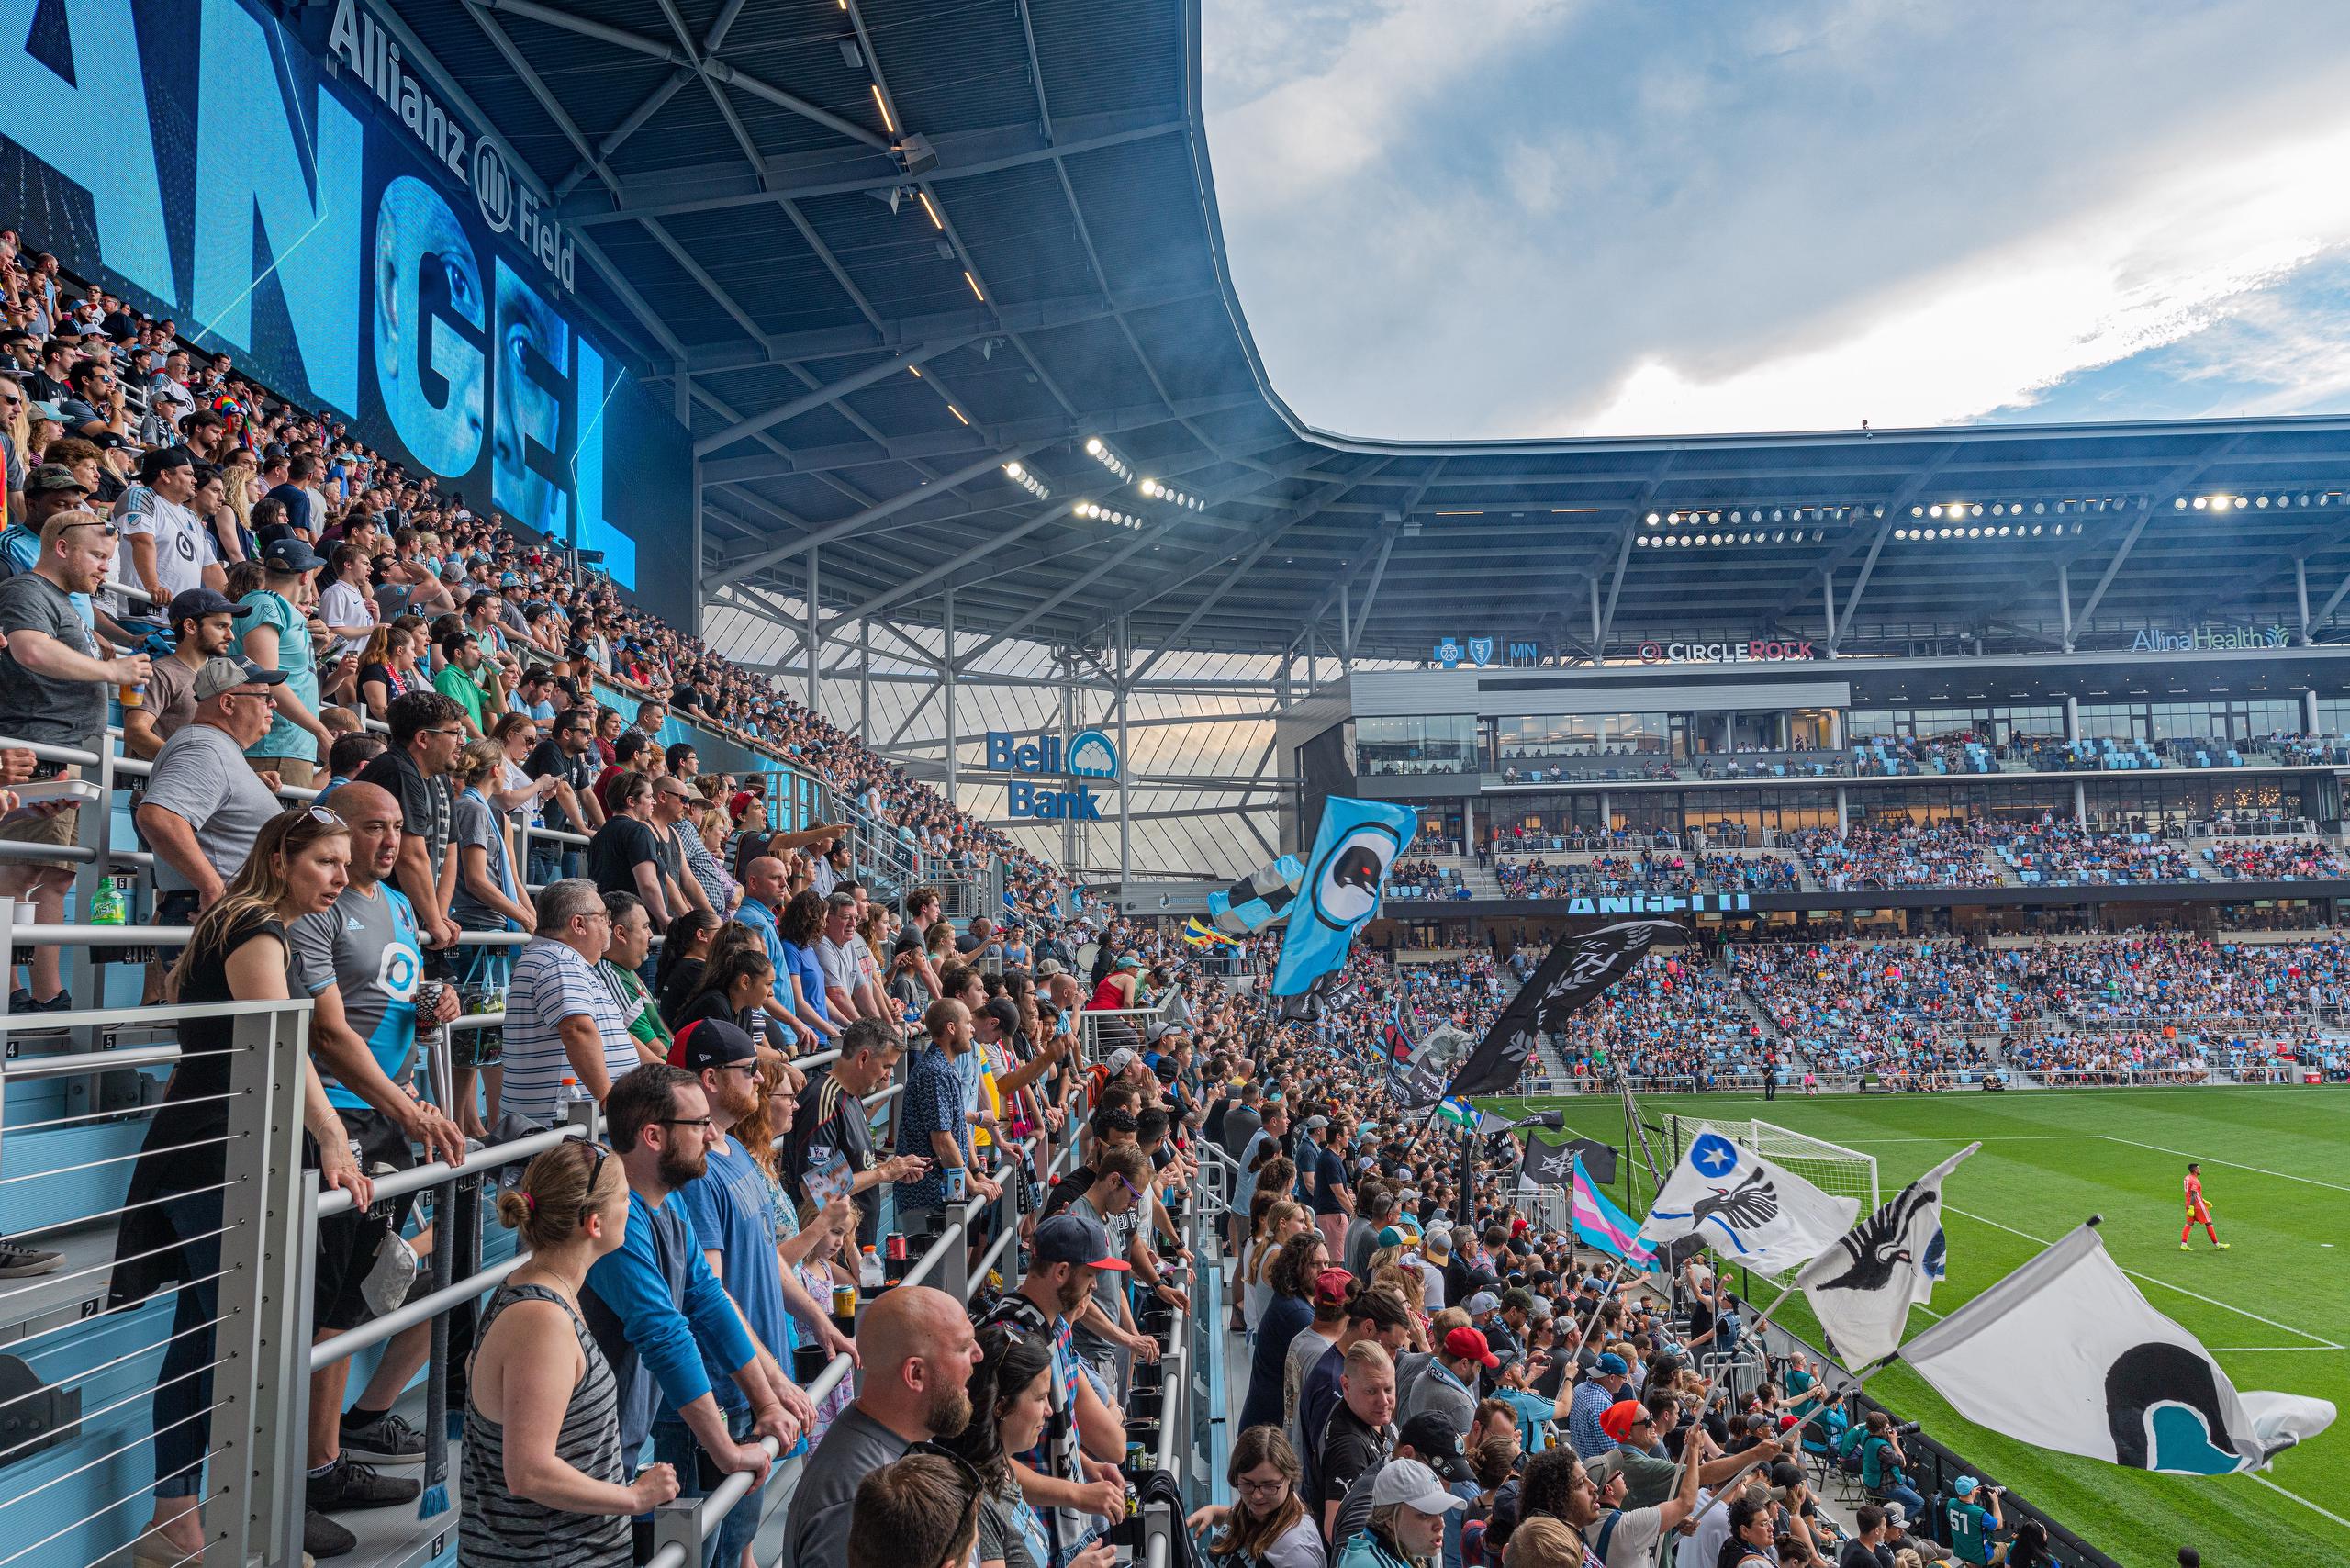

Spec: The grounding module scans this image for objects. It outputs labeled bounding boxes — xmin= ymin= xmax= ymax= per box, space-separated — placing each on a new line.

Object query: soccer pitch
xmin=1492 ymin=1086 xmax=2350 ymax=1568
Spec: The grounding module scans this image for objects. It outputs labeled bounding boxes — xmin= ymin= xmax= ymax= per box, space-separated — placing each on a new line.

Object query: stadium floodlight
xmin=1646 ymin=511 xmax=1661 ymax=524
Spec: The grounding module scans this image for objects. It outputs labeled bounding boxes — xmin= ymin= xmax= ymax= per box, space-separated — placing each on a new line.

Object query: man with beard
xmin=973 ymin=1215 xmax=1133 ymax=1568
xmin=666 ymin=1020 xmax=822 ymax=1567
xmin=789 ymin=1284 xmax=983 ymax=1568
xmin=583 ymin=1065 xmax=800 ymax=1565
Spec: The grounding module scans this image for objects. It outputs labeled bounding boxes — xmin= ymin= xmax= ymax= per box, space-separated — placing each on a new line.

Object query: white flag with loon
xmin=1796 ymin=1143 xmax=1976 ymax=1367
xmin=1637 ymin=1127 xmax=1859 ymax=1277
xmin=1899 ymin=1222 xmax=2333 ymax=1474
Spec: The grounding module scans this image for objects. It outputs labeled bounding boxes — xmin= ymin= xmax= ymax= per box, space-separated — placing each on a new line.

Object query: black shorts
xmin=313 ymin=1106 xmax=419 ymax=1332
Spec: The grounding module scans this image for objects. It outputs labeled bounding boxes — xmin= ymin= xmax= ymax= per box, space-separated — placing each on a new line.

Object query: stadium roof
xmin=411 ymin=0 xmax=2350 ymax=662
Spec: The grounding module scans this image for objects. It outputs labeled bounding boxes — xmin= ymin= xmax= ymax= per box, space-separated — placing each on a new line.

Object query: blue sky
xmin=1201 ymin=1 xmax=2350 ymax=439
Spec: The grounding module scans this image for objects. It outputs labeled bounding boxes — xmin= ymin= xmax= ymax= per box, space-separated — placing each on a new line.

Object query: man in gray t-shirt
xmin=0 ymin=564 xmax=105 ymax=747
xmin=135 ymin=661 xmax=288 ymax=899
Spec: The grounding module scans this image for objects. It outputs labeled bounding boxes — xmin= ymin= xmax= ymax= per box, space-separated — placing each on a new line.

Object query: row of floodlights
xmin=1895 ymin=522 xmax=2087 ymax=541
xmin=1082 ymin=437 xmax=1132 ymax=483
xmin=1002 ymin=462 xmax=1050 ymax=500
xmin=1080 ymin=438 xmax=1205 ymax=510
xmin=1639 ymin=530 xmax=1827 ymax=547
xmin=1074 ymin=502 xmax=1144 ymax=529
xmin=1647 ymin=507 xmax=1871 ymax=525
xmin=2177 ymin=493 xmax=2340 ymax=510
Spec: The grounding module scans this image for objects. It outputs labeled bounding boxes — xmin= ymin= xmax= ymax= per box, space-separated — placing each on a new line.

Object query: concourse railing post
xmin=66 ymin=717 xmax=111 ymax=1049
xmin=211 ymin=1000 xmax=315 ymax=1568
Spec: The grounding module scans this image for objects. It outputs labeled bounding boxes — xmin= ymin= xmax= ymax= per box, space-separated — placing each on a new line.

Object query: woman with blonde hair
xmin=463 ymin=1137 xmax=679 ymax=1566
xmin=1244 ymin=1196 xmax=1309 ymax=1336
xmin=116 ymin=807 xmax=375 ymax=1568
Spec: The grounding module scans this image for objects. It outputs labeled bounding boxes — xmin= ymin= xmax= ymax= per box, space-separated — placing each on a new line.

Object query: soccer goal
xmin=1659 ymin=1114 xmax=1880 ymax=1215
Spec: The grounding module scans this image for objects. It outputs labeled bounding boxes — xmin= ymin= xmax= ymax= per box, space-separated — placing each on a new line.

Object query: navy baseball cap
xmin=1032 ymin=1213 xmax=1129 ymax=1271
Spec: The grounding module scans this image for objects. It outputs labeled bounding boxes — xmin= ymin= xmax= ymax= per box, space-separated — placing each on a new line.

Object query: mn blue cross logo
xmin=1434 ymin=638 xmax=1464 ymax=668
xmin=1466 ymin=637 xmax=1494 ymax=666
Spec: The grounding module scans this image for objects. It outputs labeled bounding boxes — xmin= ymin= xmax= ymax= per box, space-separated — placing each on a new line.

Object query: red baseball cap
xmin=1314 ymin=1267 xmax=1356 ymax=1305
xmin=1444 ymin=1326 xmax=1500 ymax=1369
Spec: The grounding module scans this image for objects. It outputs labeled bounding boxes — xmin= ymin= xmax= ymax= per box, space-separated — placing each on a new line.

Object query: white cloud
xmin=1202 ymin=2 xmax=2350 ymax=438
xmin=1203 ymin=0 xmax=1576 ymax=211
xmin=1563 ymin=119 xmax=2350 ymax=435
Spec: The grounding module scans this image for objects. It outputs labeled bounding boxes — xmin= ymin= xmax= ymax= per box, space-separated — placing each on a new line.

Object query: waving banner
xmin=1206 ymin=855 xmax=1305 ymax=934
xmin=1900 ymin=1223 xmax=2333 ymax=1473
xmin=1444 ymin=921 xmax=1680 ymax=1098
xmin=1270 ymin=799 xmax=1417 ymax=1020
xmin=1639 ymin=1128 xmax=1859 ymax=1275
xmin=1798 ymin=1143 xmax=1976 ymax=1366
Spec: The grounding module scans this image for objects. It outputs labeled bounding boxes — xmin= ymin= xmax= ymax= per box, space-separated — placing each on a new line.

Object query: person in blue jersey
xmin=667 ymin=1018 xmax=822 ymax=1567
xmin=292 ymin=781 xmax=469 ymax=1549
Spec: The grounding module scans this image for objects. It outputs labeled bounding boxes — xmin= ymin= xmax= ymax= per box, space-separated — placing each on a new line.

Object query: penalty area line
xmin=1942 ymin=1205 xmax=2343 ymax=1350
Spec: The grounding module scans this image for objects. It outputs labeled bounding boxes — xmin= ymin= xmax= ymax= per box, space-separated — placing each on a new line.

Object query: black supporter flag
xmin=1444 ymin=920 xmax=1683 ymax=1098
xmin=1519 ymin=1137 xmax=1576 ymax=1188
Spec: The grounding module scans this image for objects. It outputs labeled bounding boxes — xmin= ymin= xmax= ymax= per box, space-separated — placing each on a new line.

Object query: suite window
xmin=1356 ymin=714 xmax=1478 ymax=776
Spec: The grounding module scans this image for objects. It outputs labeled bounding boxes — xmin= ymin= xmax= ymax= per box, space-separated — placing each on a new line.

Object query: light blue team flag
xmin=1270 ymin=797 xmax=1417 ymax=1017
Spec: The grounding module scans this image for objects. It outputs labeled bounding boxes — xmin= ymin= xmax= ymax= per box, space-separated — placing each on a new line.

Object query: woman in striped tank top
xmin=462 ymin=1140 xmax=680 ymax=1567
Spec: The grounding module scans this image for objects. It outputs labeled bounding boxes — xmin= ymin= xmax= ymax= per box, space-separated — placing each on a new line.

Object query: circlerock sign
xmin=1638 ymin=641 xmax=1817 ymax=665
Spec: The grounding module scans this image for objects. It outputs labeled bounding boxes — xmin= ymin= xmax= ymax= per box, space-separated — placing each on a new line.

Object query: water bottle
xmin=89 ymin=877 xmax=125 ymax=926
xmin=859 ymin=1244 xmax=883 ymax=1293
xmin=561 ymin=1074 xmax=588 ymax=1105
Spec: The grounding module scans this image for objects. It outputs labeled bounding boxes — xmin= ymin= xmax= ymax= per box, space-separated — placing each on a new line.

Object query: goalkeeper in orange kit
xmin=2181 ymin=1161 xmax=2228 ymax=1250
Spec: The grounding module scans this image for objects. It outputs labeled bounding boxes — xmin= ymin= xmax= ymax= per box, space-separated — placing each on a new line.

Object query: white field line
xmin=1942 ymin=1205 xmax=2344 ymax=1350
xmin=2250 ymin=1473 xmax=2350 ymax=1535
xmin=2094 ymin=1134 xmax=2350 ymax=1195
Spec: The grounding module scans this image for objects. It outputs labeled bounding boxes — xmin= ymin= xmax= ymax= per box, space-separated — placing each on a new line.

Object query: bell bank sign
xmin=986 ymin=729 xmax=1119 ymax=820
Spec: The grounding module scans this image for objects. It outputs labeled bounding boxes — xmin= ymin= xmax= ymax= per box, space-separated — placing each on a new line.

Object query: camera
xmin=1890 ymin=1421 xmax=1923 ymax=1437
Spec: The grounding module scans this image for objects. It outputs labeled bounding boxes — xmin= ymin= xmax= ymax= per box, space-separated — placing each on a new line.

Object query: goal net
xmin=1657 ymin=1114 xmax=1879 ymax=1215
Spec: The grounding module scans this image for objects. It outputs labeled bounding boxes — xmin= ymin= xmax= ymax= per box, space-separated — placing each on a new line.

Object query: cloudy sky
xmin=1201 ymin=1 xmax=2350 ymax=440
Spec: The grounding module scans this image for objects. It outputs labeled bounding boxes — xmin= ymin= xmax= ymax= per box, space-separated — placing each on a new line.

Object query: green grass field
xmin=1485 ymin=1086 xmax=2350 ymax=1568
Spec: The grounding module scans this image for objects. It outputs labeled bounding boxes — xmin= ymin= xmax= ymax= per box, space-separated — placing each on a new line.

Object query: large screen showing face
xmin=0 ymin=0 xmax=695 ymax=626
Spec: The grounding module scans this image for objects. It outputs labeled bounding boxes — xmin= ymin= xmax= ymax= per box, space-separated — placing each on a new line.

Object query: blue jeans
xmin=153 ymin=1186 xmax=225 ymax=1498
xmin=1879 ymin=1479 xmax=1926 ymax=1523
xmin=652 ymin=1409 xmax=765 ymax=1568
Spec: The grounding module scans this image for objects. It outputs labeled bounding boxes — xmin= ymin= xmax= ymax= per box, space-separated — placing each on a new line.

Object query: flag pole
xmin=1574 ymin=1253 xmax=1636 ymax=1355
xmin=1649 ymin=1452 xmax=1769 ymax=1568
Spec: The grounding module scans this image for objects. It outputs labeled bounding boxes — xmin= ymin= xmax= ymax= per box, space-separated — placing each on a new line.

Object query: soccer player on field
xmin=2180 ymin=1160 xmax=2228 ymax=1250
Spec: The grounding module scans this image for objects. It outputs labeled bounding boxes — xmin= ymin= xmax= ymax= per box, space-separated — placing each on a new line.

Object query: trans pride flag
xmin=1571 ymin=1154 xmax=1658 ymax=1271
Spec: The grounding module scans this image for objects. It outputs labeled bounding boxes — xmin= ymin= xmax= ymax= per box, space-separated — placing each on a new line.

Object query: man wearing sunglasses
xmin=663 ymin=1021 xmax=822 ymax=1567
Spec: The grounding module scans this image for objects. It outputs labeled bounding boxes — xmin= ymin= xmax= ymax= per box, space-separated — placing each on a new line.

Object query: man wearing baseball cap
xmin=135 ymin=657 xmax=289 ymax=912
xmin=666 ymin=1018 xmax=827 ymax=1568
xmin=124 ymin=587 xmax=252 ymax=759
xmin=1329 ymin=1410 xmax=1473 ymax=1550
xmin=1402 ymin=1325 xmax=1493 ymax=1437
xmin=1568 ymin=1352 xmax=1631 ymax=1459
xmin=0 ymin=464 xmax=89 ymax=575
xmin=976 ymin=1213 xmax=1130 ymax=1566
xmin=114 ymin=444 xmax=218 ymax=605
xmin=1944 ymin=1476 xmax=2003 ymax=1565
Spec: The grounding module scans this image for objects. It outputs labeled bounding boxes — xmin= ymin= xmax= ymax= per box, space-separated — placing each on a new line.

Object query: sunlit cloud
xmin=1202 ymin=1 xmax=2350 ymax=439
